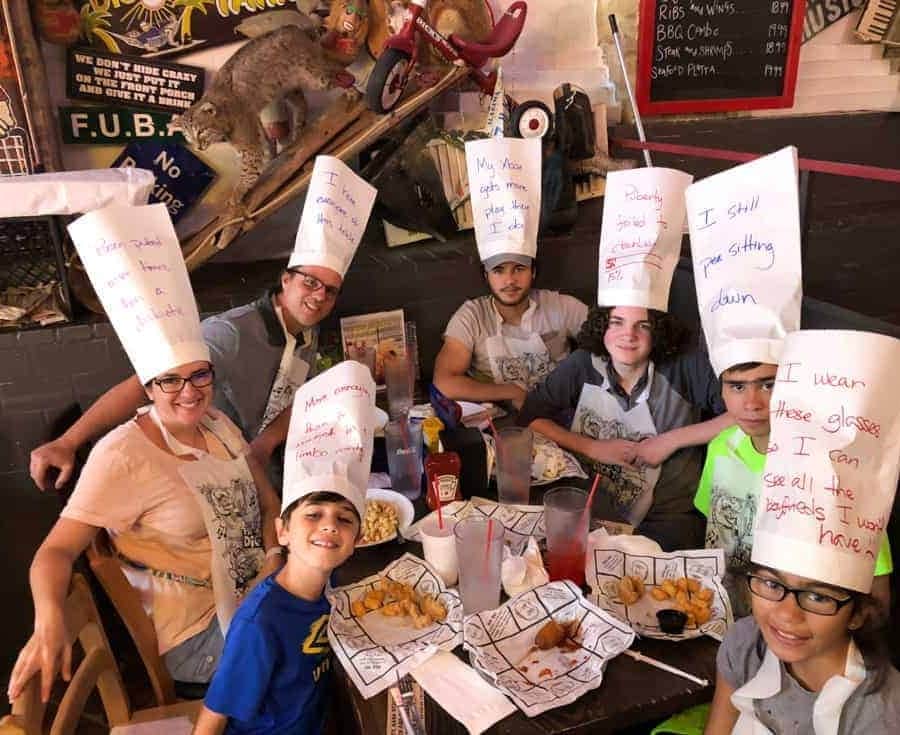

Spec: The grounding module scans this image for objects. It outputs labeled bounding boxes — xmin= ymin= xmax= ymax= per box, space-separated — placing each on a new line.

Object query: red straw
xmin=436 ymin=490 xmax=444 ymax=530
xmin=483 ymin=518 xmax=495 ymax=576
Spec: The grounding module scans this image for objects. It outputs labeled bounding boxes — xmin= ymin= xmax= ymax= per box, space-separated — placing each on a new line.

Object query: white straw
xmin=624 ymin=649 xmax=709 ymax=687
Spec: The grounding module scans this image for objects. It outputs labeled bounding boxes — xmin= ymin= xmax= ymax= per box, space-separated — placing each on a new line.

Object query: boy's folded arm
xmin=193 ymin=705 xmax=228 ymax=735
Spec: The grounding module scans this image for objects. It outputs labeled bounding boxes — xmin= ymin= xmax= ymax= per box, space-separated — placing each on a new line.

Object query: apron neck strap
xmin=146 ymin=405 xmax=207 ymax=460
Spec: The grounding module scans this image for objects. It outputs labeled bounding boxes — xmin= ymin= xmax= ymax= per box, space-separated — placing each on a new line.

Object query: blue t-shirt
xmin=204 ymin=575 xmax=332 ymax=735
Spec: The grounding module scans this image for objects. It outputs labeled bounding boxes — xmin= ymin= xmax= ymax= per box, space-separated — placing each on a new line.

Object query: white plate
xmin=356 ymin=488 xmax=415 ymax=548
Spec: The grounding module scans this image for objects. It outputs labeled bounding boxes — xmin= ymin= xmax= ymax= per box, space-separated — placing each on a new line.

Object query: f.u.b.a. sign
xmin=60 ymin=106 xmax=182 ymax=145
xmin=111 ymin=141 xmax=215 ymax=223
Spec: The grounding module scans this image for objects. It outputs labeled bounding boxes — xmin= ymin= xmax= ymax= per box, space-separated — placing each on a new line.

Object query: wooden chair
xmin=85 ymin=530 xmax=179 ymax=706
xmin=0 ymin=574 xmax=201 ymax=735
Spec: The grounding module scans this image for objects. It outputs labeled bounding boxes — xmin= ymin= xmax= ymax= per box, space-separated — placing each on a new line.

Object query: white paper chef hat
xmin=68 ymin=203 xmax=209 ymax=384
xmin=465 ymin=137 xmax=541 ymax=268
xmin=289 ymin=156 xmax=377 ymax=279
xmin=752 ymin=330 xmax=900 ymax=593
xmin=687 ymin=147 xmax=802 ymax=377
xmin=596 ymin=167 xmax=693 ymax=311
xmin=282 ymin=360 xmax=376 ymax=520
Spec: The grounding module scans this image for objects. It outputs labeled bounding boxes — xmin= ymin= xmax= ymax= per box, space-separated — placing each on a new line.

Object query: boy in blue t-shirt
xmin=193 ymin=362 xmax=373 ymax=735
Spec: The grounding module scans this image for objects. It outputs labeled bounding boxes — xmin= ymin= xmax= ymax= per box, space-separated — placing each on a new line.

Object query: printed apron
xmin=485 ymin=314 xmax=553 ymax=391
xmin=570 ymin=361 xmax=661 ymax=525
xmin=730 ymin=640 xmax=864 ymax=735
xmin=707 ymin=454 xmax=761 ymax=617
xmin=258 ymin=303 xmax=311 ymax=434
xmin=147 ymin=407 xmax=265 ymax=634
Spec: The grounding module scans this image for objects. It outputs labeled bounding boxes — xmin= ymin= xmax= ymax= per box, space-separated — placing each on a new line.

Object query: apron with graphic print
xmin=570 ymin=360 xmax=661 ymax=525
xmin=484 ymin=309 xmax=553 ymax=391
xmin=147 ymin=407 xmax=265 ymax=634
xmin=258 ymin=303 xmax=311 ymax=434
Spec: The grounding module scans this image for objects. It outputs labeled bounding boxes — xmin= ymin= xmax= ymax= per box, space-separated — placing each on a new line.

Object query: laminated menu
xmin=463 ymin=581 xmax=635 ymax=717
xmin=327 ymin=554 xmax=463 ymax=698
xmin=587 ymin=540 xmax=732 ymax=642
xmin=404 ymin=496 xmax=545 ymax=554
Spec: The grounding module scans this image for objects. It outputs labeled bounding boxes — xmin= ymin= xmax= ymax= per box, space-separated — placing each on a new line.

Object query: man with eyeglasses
xmin=30 ymin=156 xmax=376 ymax=493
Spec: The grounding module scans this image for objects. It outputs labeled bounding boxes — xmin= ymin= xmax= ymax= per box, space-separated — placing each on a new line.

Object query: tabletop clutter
xmin=329 ymin=380 xmax=733 ymax=733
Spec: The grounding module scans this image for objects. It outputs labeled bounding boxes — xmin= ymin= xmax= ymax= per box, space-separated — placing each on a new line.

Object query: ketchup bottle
xmin=425 ymin=451 xmax=462 ymax=511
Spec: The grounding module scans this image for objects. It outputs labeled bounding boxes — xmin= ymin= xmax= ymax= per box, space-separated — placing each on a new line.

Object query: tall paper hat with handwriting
xmin=465 ymin=137 xmax=541 ymax=269
xmin=686 ymin=147 xmax=802 ymax=377
xmin=596 ymin=167 xmax=693 ymax=311
xmin=752 ymin=330 xmax=900 ymax=593
xmin=289 ymin=155 xmax=377 ymax=279
xmin=68 ymin=203 xmax=209 ymax=384
xmin=282 ymin=360 xmax=376 ymax=520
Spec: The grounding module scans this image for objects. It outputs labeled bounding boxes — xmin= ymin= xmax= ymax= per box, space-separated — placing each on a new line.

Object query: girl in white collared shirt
xmin=704 ymin=565 xmax=900 ymax=735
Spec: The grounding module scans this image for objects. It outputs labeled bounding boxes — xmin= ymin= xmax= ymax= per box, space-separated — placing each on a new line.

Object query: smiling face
xmin=750 ymin=568 xmax=860 ymax=681
xmin=145 ymin=360 xmax=214 ymax=433
xmin=277 ymin=495 xmax=360 ymax=575
xmin=485 ymin=261 xmax=534 ymax=307
xmin=602 ymin=306 xmax=653 ymax=371
xmin=278 ymin=265 xmax=343 ymax=332
xmin=721 ymin=363 xmax=777 ymax=448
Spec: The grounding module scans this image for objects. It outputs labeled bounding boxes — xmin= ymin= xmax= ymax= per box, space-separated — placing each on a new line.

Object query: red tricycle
xmin=365 ymin=0 xmax=528 ymax=114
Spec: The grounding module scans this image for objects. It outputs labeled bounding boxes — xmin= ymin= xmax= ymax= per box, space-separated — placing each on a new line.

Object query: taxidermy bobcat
xmin=170 ymin=25 xmax=355 ymax=203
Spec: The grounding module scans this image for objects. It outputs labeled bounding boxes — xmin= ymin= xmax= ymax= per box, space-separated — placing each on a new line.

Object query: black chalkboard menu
xmin=636 ymin=0 xmax=805 ymax=114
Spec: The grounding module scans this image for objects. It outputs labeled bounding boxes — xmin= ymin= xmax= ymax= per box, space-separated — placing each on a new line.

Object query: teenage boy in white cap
xmin=194 ymin=360 xmax=374 ymax=735
xmin=705 ymin=330 xmax=900 ymax=735
xmin=687 ymin=147 xmax=892 ymax=617
xmin=30 ymin=156 xmax=376 ymax=491
xmin=433 ymin=137 xmax=588 ymax=410
xmin=519 ymin=166 xmax=732 ymax=550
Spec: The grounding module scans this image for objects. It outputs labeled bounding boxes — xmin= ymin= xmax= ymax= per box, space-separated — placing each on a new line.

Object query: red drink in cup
xmin=543 ymin=486 xmax=589 ymax=587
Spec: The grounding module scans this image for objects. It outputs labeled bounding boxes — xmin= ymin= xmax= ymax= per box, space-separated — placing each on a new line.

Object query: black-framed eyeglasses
xmin=746 ymin=574 xmax=855 ymax=616
xmin=289 ymin=269 xmax=340 ymax=300
xmin=153 ymin=367 xmax=215 ymax=394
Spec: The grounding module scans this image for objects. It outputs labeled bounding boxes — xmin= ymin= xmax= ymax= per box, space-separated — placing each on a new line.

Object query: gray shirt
xmin=444 ymin=290 xmax=588 ymax=383
xmin=201 ymin=293 xmax=318 ymax=440
xmin=719 ymin=616 xmax=900 ymax=735
xmin=518 ymin=347 xmax=723 ymax=548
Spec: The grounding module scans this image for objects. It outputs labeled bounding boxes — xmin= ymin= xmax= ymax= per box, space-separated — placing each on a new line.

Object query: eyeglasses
xmin=153 ymin=367 xmax=215 ymax=394
xmin=746 ymin=574 xmax=855 ymax=616
xmin=289 ymin=269 xmax=340 ymax=300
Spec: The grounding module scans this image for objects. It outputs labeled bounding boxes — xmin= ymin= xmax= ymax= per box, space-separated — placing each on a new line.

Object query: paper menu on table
xmin=752 ymin=330 xmax=900 ymax=593
xmin=463 ymin=581 xmax=634 ymax=718
xmin=67 ymin=203 xmax=207 ymax=384
xmin=465 ymin=137 xmax=541 ymax=263
xmin=597 ymin=167 xmax=693 ymax=311
xmin=686 ymin=146 xmax=802 ymax=376
xmin=327 ymin=554 xmax=463 ymax=699
xmin=586 ymin=542 xmax=732 ymax=642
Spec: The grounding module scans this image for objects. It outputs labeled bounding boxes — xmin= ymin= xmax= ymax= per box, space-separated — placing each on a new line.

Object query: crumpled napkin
xmin=588 ymin=527 xmax=663 ymax=556
xmin=501 ymin=536 xmax=549 ymax=597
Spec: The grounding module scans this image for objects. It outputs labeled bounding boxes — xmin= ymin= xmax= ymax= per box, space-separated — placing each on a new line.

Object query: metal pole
xmin=608 ymin=14 xmax=652 ymax=168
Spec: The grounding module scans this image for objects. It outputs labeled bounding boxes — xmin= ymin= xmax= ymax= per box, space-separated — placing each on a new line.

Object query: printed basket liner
xmin=327 ymin=553 xmax=463 ymax=698
xmin=403 ymin=496 xmax=545 ymax=554
xmin=587 ymin=544 xmax=733 ymax=642
xmin=463 ymin=581 xmax=635 ymax=717
xmin=484 ymin=432 xmax=588 ymax=486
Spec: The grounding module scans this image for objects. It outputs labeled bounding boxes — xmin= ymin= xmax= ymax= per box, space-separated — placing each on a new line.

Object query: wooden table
xmin=333 ymin=531 xmax=718 ymax=735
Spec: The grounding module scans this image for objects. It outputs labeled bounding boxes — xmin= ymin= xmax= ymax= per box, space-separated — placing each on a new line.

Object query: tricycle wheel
xmin=511 ymin=100 xmax=553 ymax=139
xmin=366 ymin=47 xmax=412 ymax=113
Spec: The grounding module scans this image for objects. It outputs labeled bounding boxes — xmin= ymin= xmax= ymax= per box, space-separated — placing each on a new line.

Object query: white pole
xmin=608 ymin=15 xmax=653 ymax=168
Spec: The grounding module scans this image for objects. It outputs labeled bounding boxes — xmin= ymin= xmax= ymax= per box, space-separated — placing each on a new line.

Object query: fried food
xmin=535 ymin=619 xmax=567 ymax=650
xmin=360 ymin=499 xmax=400 ymax=544
xmin=650 ymin=576 xmax=714 ymax=628
xmin=349 ymin=577 xmax=448 ymax=628
xmin=617 ymin=575 xmax=646 ymax=605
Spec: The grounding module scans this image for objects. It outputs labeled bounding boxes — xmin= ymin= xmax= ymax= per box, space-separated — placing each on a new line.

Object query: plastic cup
xmin=350 ymin=345 xmax=376 ymax=380
xmin=420 ymin=516 xmax=458 ymax=586
xmin=543 ymin=486 xmax=588 ymax=587
xmin=496 ymin=427 xmax=533 ymax=505
xmin=384 ymin=353 xmax=413 ymax=419
xmin=454 ymin=517 xmax=505 ymax=614
xmin=384 ymin=418 xmax=423 ymax=500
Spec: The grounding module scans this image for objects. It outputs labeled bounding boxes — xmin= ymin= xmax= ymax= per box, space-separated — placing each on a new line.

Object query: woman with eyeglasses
xmin=704 ymin=565 xmax=899 ymax=734
xmin=8 ymin=358 xmax=283 ymax=703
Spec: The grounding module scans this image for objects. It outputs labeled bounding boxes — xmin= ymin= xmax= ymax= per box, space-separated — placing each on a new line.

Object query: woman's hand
xmin=580 ymin=438 xmax=638 ymax=467
xmin=8 ymin=610 xmax=72 ymax=704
